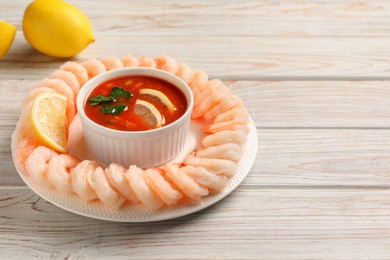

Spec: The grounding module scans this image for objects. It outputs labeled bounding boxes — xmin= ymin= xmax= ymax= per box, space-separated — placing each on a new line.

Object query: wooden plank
xmin=249 ymin=129 xmax=390 ymax=187
xmin=1 ymin=188 xmax=390 ymax=259
xmin=4 ymin=0 xmax=390 ymax=37
xmin=226 ymin=80 xmax=390 ymax=128
xmin=0 ymin=127 xmax=20 ymax=186
xmin=2 ymin=35 xmax=390 ymax=79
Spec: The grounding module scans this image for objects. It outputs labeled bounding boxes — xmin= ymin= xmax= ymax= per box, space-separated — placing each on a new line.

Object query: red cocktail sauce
xmin=84 ymin=76 xmax=187 ymax=131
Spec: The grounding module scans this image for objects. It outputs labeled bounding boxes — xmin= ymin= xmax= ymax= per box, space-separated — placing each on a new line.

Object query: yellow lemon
xmin=134 ymin=99 xmax=163 ymax=128
xmin=0 ymin=20 xmax=16 ymax=59
xmin=22 ymin=0 xmax=94 ymax=58
xmin=139 ymin=88 xmax=176 ymax=112
xmin=30 ymin=93 xmax=68 ymax=153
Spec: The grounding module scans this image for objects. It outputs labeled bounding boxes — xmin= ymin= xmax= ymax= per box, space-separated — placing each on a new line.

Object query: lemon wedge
xmin=134 ymin=99 xmax=163 ymax=128
xmin=22 ymin=0 xmax=94 ymax=58
xmin=30 ymin=93 xmax=68 ymax=153
xmin=0 ymin=20 xmax=16 ymax=59
xmin=139 ymin=88 xmax=176 ymax=112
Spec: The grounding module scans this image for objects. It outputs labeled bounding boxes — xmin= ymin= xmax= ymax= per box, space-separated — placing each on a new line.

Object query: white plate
xmin=12 ymin=118 xmax=258 ymax=222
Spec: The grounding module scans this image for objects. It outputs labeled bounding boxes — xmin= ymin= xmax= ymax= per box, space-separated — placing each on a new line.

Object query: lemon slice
xmin=134 ymin=99 xmax=163 ymax=128
xmin=139 ymin=88 xmax=176 ymax=112
xmin=30 ymin=93 xmax=68 ymax=153
xmin=0 ymin=20 xmax=16 ymax=59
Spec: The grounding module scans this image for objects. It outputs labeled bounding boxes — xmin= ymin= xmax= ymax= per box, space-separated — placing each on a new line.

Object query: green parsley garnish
xmin=87 ymin=86 xmax=133 ymax=115
xmin=110 ymin=86 xmax=132 ymax=99
xmin=87 ymin=95 xmax=114 ymax=106
xmin=99 ymin=103 xmax=127 ymax=115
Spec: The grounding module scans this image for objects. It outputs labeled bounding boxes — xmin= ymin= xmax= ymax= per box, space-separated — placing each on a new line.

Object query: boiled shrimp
xmin=175 ymin=63 xmax=194 ymax=86
xmin=70 ymin=160 xmax=99 ymax=202
xmin=144 ymin=168 xmax=183 ymax=205
xmin=105 ymin=163 xmax=139 ymax=203
xmin=82 ymin=58 xmax=107 ymax=78
xmin=180 ymin=166 xmax=228 ymax=191
xmin=121 ymin=54 xmax=140 ymax=67
xmin=14 ymin=137 xmax=42 ymax=174
xmin=213 ymin=107 xmax=249 ymax=124
xmin=203 ymin=120 xmax=249 ymax=134
xmin=201 ymin=129 xmax=248 ymax=147
xmin=155 ymin=54 xmax=179 ymax=74
xmin=192 ymin=81 xmax=231 ymax=119
xmin=48 ymin=70 xmax=80 ymax=98
xmin=138 ymin=56 xmax=157 ymax=68
xmin=126 ymin=165 xmax=163 ymax=210
xmin=184 ymin=155 xmax=237 ymax=177
xmin=163 ymin=163 xmax=209 ymax=200
xmin=193 ymin=79 xmax=230 ymax=107
xmin=100 ymin=56 xmax=124 ymax=71
xmin=193 ymin=80 xmax=214 ymax=108
xmin=14 ymin=102 xmax=34 ymax=141
xmin=26 ymin=146 xmax=59 ymax=188
xmin=203 ymin=95 xmax=243 ymax=122
xmin=60 ymin=61 xmax=89 ymax=87
xmin=188 ymin=70 xmax=208 ymax=97
xmin=47 ymin=154 xmax=80 ymax=193
xmin=196 ymin=143 xmax=243 ymax=162
xmin=88 ymin=167 xmax=126 ymax=209
xmin=37 ymin=78 xmax=76 ymax=124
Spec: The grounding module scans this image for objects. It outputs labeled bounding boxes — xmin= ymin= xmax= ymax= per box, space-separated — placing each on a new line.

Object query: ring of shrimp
xmin=12 ymin=55 xmax=250 ymax=210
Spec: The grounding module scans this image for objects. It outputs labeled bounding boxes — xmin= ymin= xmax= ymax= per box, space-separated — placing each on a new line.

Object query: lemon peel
xmin=0 ymin=20 xmax=16 ymax=59
xmin=134 ymin=99 xmax=163 ymax=128
xmin=22 ymin=0 xmax=94 ymax=58
xmin=139 ymin=88 xmax=176 ymax=112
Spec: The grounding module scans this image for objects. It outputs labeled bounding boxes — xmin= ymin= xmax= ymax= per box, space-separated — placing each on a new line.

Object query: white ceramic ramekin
xmin=76 ymin=68 xmax=194 ymax=169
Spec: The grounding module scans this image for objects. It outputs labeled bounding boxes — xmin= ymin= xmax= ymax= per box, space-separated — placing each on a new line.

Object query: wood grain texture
xmin=226 ymin=81 xmax=390 ymax=128
xmin=251 ymin=129 xmax=390 ymax=186
xmin=4 ymin=0 xmax=390 ymax=37
xmin=3 ymin=80 xmax=390 ymax=128
xmin=4 ymin=127 xmax=390 ymax=187
xmin=3 ymin=0 xmax=390 ymax=80
xmin=2 ymin=0 xmax=390 ymax=258
xmin=3 ymin=80 xmax=390 ymax=188
xmin=1 ymin=188 xmax=390 ymax=259
xmin=2 ymin=34 xmax=390 ymax=79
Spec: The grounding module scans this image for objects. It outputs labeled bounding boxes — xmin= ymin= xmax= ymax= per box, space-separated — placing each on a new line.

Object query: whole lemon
xmin=22 ymin=0 xmax=94 ymax=58
xmin=0 ymin=20 xmax=16 ymax=59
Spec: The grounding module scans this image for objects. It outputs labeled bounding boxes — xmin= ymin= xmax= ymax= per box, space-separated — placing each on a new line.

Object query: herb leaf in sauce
xmin=110 ymin=86 xmax=132 ymax=99
xmin=88 ymin=95 xmax=114 ymax=106
xmin=88 ymin=86 xmax=132 ymax=115
xmin=99 ymin=103 xmax=127 ymax=115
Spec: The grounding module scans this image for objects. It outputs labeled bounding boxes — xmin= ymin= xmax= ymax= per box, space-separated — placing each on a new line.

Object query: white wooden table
xmin=2 ymin=0 xmax=390 ymax=259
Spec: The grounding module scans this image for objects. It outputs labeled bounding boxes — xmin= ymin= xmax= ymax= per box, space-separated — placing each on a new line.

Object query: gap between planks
xmin=210 ymin=76 xmax=390 ymax=81
xmin=256 ymin=127 xmax=390 ymax=130
xmin=4 ymin=185 xmax=390 ymax=190
xmin=5 ymin=75 xmax=390 ymax=82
